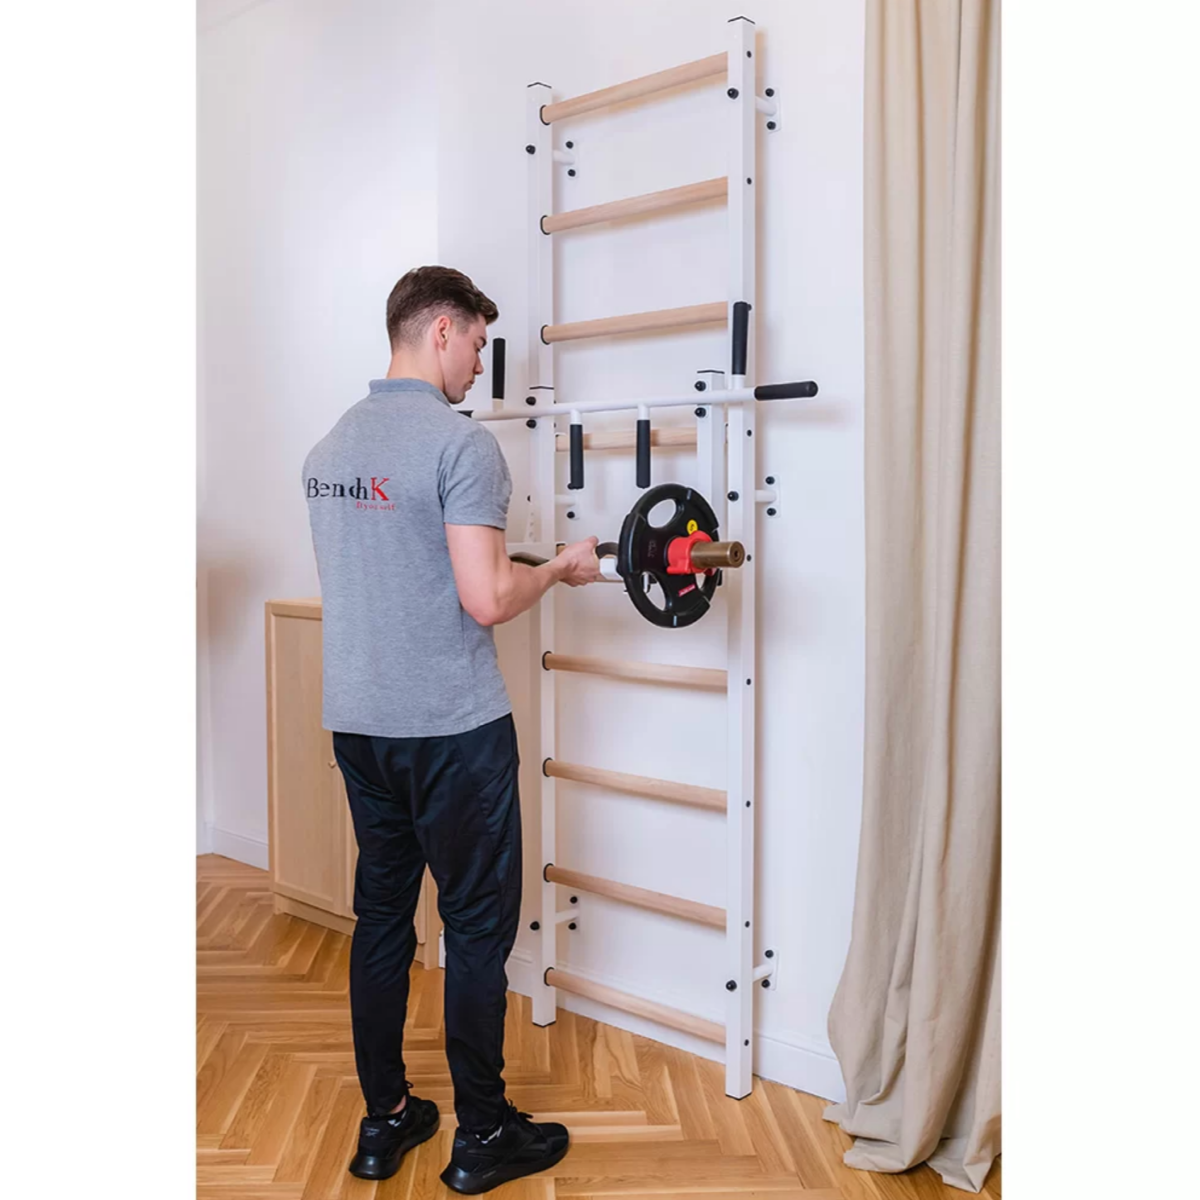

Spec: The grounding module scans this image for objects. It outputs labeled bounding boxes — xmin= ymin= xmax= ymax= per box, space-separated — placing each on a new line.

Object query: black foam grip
xmin=636 ymin=419 xmax=651 ymax=489
xmin=731 ymin=301 xmax=752 ymax=376
xmin=568 ymin=423 xmax=584 ymax=490
xmin=491 ymin=338 xmax=506 ymax=400
xmin=753 ymin=380 xmax=819 ymax=401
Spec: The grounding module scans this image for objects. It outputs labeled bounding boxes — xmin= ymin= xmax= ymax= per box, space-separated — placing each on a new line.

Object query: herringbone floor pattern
xmin=198 ymin=855 xmax=999 ymax=1200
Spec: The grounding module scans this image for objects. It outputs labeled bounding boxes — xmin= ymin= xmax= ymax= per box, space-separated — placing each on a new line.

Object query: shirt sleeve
xmin=440 ymin=428 xmax=512 ymax=530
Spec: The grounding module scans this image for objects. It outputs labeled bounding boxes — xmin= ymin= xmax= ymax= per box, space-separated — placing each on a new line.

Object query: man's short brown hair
xmin=385 ymin=266 xmax=499 ymax=349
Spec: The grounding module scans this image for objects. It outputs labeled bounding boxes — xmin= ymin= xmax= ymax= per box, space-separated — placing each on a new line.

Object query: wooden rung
xmin=540 ymin=53 xmax=727 ymax=125
xmin=547 ymin=967 xmax=724 ymax=1042
xmin=542 ymin=302 xmax=726 ymax=345
xmin=544 ymin=652 xmax=727 ymax=690
xmin=554 ymin=426 xmax=698 ymax=453
xmin=545 ymin=759 xmax=726 ymax=813
xmin=543 ymin=177 xmax=727 ymax=234
xmin=546 ymin=864 xmax=726 ymax=930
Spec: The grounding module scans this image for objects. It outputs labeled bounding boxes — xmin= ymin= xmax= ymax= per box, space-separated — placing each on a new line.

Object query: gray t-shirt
xmin=303 ymin=377 xmax=513 ymax=737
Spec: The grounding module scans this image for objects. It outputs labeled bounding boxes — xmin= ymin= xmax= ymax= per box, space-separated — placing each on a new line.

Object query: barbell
xmin=512 ymin=483 xmax=744 ymax=629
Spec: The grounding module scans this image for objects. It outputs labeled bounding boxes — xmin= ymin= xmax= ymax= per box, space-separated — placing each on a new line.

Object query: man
xmin=303 ymin=266 xmax=603 ymax=1192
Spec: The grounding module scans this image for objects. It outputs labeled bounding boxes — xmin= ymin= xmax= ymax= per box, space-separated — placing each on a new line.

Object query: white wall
xmin=198 ymin=0 xmax=438 ymax=863
xmin=199 ymin=0 xmax=864 ymax=1102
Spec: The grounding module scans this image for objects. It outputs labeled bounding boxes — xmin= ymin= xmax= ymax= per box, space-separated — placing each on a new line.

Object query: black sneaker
xmin=440 ymin=1100 xmax=570 ymax=1194
xmin=348 ymin=1092 xmax=441 ymax=1180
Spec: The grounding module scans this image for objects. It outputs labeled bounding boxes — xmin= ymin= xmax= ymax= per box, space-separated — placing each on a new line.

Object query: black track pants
xmin=332 ymin=713 xmax=522 ymax=1133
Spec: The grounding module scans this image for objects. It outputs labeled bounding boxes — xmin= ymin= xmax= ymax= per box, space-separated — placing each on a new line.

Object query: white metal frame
xmin=525 ymin=79 xmax=559 ymax=1028
xmin=723 ymin=14 xmax=757 ymax=1098
xmin=482 ymin=15 xmax=789 ymax=1099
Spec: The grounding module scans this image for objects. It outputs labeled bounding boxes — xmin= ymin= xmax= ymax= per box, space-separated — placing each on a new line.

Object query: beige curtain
xmin=823 ymin=0 xmax=1000 ymax=1193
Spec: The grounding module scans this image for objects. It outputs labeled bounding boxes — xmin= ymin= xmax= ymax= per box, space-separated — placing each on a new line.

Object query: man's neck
xmin=385 ymin=356 xmax=444 ymax=392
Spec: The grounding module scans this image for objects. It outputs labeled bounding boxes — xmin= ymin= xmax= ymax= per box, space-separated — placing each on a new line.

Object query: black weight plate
xmin=616 ymin=484 xmax=721 ymax=628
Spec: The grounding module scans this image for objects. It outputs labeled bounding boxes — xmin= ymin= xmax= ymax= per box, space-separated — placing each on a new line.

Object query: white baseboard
xmin=503 ymin=949 xmax=845 ymax=1104
xmin=207 ymin=826 xmax=270 ymax=870
xmin=196 ymin=819 xmax=213 ymax=856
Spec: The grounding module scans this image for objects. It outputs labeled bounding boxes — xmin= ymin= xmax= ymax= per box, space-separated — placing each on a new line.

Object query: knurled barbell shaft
xmin=688 ymin=540 xmax=745 ymax=569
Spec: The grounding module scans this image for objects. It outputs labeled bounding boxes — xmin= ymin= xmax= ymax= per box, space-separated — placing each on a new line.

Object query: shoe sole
xmin=439 ymin=1142 xmax=570 ymax=1195
xmin=348 ymin=1115 xmax=441 ymax=1180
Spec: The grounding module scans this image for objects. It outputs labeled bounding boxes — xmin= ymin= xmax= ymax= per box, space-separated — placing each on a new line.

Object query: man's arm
xmin=446 ymin=525 xmax=602 ymax=627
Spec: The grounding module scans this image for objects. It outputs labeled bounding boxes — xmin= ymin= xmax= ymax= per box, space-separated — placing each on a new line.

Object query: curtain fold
xmin=823 ymin=0 xmax=1000 ymax=1192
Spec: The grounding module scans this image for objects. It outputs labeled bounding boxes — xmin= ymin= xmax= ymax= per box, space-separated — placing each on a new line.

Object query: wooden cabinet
xmin=265 ymin=599 xmax=441 ymax=963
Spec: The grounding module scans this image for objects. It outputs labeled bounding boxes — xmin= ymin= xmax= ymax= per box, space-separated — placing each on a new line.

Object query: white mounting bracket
xmin=553 ymin=138 xmax=579 ymax=175
xmin=556 ymin=893 xmax=581 ymax=929
xmin=752 ymin=949 xmax=778 ymax=989
xmin=756 ymin=88 xmax=781 ymax=132
xmin=756 ymin=472 xmax=781 ymax=517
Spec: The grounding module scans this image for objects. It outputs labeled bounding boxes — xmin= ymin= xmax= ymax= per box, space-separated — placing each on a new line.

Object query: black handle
xmin=491 ymin=337 xmax=506 ymax=400
xmin=595 ymin=541 xmax=620 ymax=561
xmin=568 ymin=422 xmax=584 ymax=490
xmin=754 ymin=380 xmax=819 ymax=401
xmin=731 ymin=301 xmax=752 ymax=376
xmin=636 ymin=418 xmax=651 ymax=489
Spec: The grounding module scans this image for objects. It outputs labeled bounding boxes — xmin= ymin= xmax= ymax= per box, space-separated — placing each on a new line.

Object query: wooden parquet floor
xmin=198 ymin=855 xmax=999 ymax=1200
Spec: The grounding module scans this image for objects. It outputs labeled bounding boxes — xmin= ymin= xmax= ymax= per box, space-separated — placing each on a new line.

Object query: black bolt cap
xmin=726 ymin=980 xmax=737 ymax=991
xmin=525 ymin=144 xmax=536 ymax=153
xmin=727 ymin=87 xmax=739 ymax=98
xmin=728 ymin=490 xmax=739 ymax=501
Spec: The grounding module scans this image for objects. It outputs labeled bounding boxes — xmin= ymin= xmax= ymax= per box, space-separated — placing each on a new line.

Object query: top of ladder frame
xmin=537 ymin=52 xmax=728 ymax=125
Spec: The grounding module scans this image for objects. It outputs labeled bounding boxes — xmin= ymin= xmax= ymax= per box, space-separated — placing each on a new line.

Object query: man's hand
xmin=446 ymin=526 xmax=605 ymax=626
xmin=554 ymin=536 xmax=604 ymax=587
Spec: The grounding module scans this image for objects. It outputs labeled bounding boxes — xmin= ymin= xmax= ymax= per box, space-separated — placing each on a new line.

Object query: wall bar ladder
xmin=514 ymin=16 xmax=779 ymax=1099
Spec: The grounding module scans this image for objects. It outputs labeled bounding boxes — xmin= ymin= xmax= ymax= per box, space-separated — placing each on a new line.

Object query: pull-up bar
xmin=472 ymin=380 xmax=818 ymax=422
xmin=540 ymin=52 xmax=727 ymax=125
xmin=541 ymin=177 xmax=727 ymax=234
